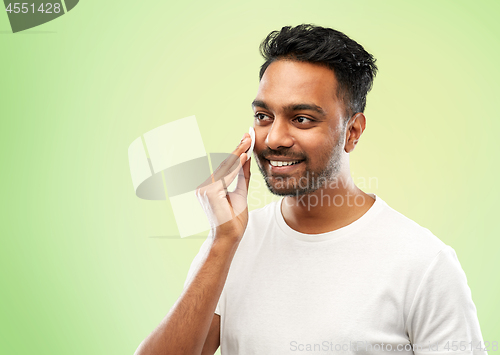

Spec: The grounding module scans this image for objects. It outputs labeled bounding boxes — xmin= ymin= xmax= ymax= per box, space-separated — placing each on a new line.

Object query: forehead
xmin=256 ymin=60 xmax=340 ymax=108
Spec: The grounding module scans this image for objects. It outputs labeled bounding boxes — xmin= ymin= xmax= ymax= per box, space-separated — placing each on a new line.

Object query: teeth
xmin=270 ymin=160 xmax=300 ymax=167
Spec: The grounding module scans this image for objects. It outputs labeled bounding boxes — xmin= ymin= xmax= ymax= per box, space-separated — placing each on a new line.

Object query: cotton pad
xmin=246 ymin=127 xmax=255 ymax=161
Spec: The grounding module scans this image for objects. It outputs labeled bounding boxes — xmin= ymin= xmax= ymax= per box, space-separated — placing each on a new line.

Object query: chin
xmin=264 ymin=178 xmax=321 ymax=197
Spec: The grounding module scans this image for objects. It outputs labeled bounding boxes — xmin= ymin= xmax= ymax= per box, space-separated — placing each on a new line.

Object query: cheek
xmin=303 ymin=135 xmax=337 ymax=164
xmin=253 ymin=130 xmax=267 ymax=153
xmin=303 ymin=132 xmax=334 ymax=152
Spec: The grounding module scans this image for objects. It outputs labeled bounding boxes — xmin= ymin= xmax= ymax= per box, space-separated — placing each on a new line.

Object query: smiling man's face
xmin=252 ymin=59 xmax=349 ymax=196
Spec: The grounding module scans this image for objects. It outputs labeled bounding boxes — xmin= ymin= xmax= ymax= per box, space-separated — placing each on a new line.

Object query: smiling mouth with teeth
xmin=269 ymin=160 xmax=302 ymax=167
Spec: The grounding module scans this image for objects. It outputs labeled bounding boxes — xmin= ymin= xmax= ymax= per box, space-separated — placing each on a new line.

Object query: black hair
xmin=259 ymin=24 xmax=378 ymax=119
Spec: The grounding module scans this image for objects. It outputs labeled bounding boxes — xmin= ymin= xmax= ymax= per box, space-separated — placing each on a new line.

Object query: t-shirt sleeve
xmin=406 ymin=246 xmax=486 ymax=355
xmin=183 ymin=235 xmax=222 ymax=315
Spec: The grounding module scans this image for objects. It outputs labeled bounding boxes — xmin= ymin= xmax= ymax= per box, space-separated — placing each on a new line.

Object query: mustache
xmin=258 ymin=148 xmax=307 ymax=161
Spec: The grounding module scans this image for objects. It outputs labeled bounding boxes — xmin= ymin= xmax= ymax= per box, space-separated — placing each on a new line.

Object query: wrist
xmin=210 ymin=230 xmax=242 ymax=253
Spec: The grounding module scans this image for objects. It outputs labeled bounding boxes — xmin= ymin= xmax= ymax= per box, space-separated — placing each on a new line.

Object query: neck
xmin=281 ymin=171 xmax=375 ymax=234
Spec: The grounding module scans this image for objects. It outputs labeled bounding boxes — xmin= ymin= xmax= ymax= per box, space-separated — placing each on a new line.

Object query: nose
xmin=265 ymin=118 xmax=294 ymax=150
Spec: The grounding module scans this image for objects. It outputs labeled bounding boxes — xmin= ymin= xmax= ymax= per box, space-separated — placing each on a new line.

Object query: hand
xmin=195 ymin=133 xmax=252 ymax=241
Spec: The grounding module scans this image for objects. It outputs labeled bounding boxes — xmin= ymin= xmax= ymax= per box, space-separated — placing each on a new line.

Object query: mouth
xmin=265 ymin=158 xmax=305 ymax=173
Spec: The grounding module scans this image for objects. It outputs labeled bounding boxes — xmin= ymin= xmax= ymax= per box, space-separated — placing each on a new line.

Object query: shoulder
xmin=369 ymin=196 xmax=449 ymax=267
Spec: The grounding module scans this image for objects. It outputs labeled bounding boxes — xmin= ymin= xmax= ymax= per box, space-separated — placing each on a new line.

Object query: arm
xmin=135 ymin=134 xmax=252 ymax=355
xmin=406 ymin=246 xmax=486 ymax=355
xmin=135 ymin=236 xmax=237 ymax=355
xmin=201 ymin=314 xmax=220 ymax=355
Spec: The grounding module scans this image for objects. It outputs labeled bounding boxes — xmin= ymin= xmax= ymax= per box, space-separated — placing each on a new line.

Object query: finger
xmin=235 ymin=133 xmax=252 ymax=154
xmin=220 ymin=153 xmax=244 ymax=195
xmin=243 ymin=156 xmax=251 ymax=191
xmin=198 ymin=152 xmax=243 ymax=191
xmin=212 ymin=134 xmax=252 ymax=182
xmin=227 ymin=154 xmax=250 ymax=219
xmin=234 ymin=155 xmax=251 ymax=197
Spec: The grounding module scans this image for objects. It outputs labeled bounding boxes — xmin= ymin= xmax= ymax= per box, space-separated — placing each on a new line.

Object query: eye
xmin=294 ymin=116 xmax=313 ymax=124
xmin=254 ymin=113 xmax=272 ymax=122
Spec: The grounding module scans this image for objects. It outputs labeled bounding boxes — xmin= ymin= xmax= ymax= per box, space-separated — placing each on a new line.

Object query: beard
xmin=256 ymin=129 xmax=345 ymax=197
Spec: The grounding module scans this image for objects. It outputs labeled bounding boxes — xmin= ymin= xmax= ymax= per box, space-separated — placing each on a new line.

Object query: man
xmin=135 ymin=24 xmax=485 ymax=355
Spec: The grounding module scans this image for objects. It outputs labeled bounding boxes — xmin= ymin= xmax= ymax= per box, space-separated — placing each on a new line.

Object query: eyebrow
xmin=251 ymin=100 xmax=327 ymax=117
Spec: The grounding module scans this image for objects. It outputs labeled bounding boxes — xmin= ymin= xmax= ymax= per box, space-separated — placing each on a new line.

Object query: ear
xmin=344 ymin=112 xmax=366 ymax=153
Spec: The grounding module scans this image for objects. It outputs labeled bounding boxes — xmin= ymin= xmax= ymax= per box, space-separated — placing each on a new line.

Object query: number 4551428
xmin=5 ymin=3 xmax=62 ymax=14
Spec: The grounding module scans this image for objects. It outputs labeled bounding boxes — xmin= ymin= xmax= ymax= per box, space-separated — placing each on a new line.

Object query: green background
xmin=1 ymin=0 xmax=498 ymax=353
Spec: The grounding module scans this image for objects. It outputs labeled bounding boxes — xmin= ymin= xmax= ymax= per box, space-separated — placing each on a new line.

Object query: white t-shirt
xmin=185 ymin=194 xmax=485 ymax=355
